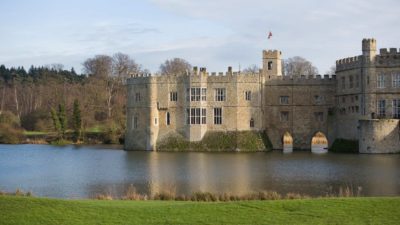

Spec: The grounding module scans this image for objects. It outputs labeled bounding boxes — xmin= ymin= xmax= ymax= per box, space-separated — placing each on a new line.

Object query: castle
xmin=125 ymin=38 xmax=400 ymax=153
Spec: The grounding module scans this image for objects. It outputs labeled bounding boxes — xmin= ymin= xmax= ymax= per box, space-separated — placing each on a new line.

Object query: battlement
xmin=379 ymin=48 xmax=400 ymax=55
xmin=273 ymin=74 xmax=336 ymax=81
xmin=263 ymin=50 xmax=282 ymax=58
xmin=336 ymin=56 xmax=362 ymax=71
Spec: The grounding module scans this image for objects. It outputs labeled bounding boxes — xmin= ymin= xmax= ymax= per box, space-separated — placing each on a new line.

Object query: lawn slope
xmin=0 ymin=196 xmax=399 ymax=225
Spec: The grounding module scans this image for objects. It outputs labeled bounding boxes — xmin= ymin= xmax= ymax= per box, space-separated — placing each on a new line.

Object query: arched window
xmin=166 ymin=112 xmax=170 ymax=125
xmin=250 ymin=118 xmax=254 ymax=128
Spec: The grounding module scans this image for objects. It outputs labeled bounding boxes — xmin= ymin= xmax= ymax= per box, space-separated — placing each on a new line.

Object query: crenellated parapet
xmin=266 ymin=74 xmax=336 ymax=86
xmin=262 ymin=50 xmax=282 ymax=58
xmin=336 ymin=56 xmax=362 ymax=71
xmin=376 ymin=48 xmax=400 ymax=67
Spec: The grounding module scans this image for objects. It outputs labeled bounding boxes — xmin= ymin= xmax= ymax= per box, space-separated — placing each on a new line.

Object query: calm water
xmin=0 ymin=144 xmax=399 ymax=199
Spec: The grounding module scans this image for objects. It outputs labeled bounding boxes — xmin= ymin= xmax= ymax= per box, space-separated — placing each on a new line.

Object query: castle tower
xmin=262 ymin=50 xmax=282 ymax=76
xmin=362 ymin=38 xmax=376 ymax=62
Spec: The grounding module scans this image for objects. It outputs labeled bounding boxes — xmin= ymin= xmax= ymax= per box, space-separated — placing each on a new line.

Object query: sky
xmin=0 ymin=0 xmax=399 ymax=74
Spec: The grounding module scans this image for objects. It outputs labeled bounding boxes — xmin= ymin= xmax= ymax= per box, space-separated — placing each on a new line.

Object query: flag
xmin=268 ymin=31 xmax=272 ymax=39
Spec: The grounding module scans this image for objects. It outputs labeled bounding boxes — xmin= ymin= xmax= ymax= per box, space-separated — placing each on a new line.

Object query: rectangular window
xmin=342 ymin=97 xmax=346 ymax=103
xmin=349 ymin=76 xmax=354 ymax=88
xmin=280 ymin=96 xmax=289 ymax=105
xmin=201 ymin=108 xmax=207 ymax=124
xmin=214 ymin=108 xmax=222 ymax=124
xmin=187 ymin=88 xmax=205 ymax=101
xmin=215 ymin=88 xmax=226 ymax=101
xmin=154 ymin=118 xmax=158 ymax=126
xmin=268 ymin=61 xmax=273 ymax=70
xmin=186 ymin=108 xmax=207 ymax=125
xmin=186 ymin=108 xmax=190 ymax=124
xmin=280 ymin=111 xmax=289 ymax=122
xmin=314 ymin=95 xmax=324 ymax=104
xmin=135 ymin=92 xmax=141 ymax=102
xmin=169 ymin=92 xmax=178 ymax=101
xmin=341 ymin=77 xmax=345 ymax=89
xmin=132 ymin=116 xmax=138 ymax=129
xmin=378 ymin=100 xmax=386 ymax=117
xmin=201 ymin=88 xmax=207 ymax=101
xmin=392 ymin=74 xmax=400 ymax=87
xmin=377 ymin=74 xmax=385 ymax=88
xmin=393 ymin=99 xmax=400 ymax=119
xmin=356 ymin=75 xmax=360 ymax=88
xmin=245 ymin=91 xmax=251 ymax=101
xmin=314 ymin=112 xmax=324 ymax=122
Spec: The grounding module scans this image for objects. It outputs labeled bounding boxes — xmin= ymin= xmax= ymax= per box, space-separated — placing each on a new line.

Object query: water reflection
xmin=0 ymin=144 xmax=399 ymax=199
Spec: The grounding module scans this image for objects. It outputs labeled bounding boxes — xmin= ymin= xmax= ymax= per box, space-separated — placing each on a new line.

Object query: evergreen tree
xmin=72 ymin=99 xmax=82 ymax=142
xmin=50 ymin=108 xmax=61 ymax=138
xmin=58 ymin=104 xmax=67 ymax=138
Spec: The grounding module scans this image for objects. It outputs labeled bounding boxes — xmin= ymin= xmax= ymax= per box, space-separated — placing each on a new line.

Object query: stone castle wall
xmin=126 ymin=38 xmax=400 ymax=153
xmin=359 ymin=119 xmax=400 ymax=153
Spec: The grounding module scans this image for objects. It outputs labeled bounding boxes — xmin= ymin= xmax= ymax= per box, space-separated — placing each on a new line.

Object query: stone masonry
xmin=125 ymin=38 xmax=400 ymax=153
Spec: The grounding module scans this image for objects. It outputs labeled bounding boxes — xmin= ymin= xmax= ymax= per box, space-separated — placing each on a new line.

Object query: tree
xmin=50 ymin=104 xmax=67 ymax=139
xmin=83 ymin=53 xmax=144 ymax=119
xmin=242 ymin=64 xmax=260 ymax=74
xmin=283 ymin=56 xmax=318 ymax=76
xmin=159 ymin=58 xmax=191 ymax=75
xmin=112 ymin=53 xmax=141 ymax=78
xmin=326 ymin=65 xmax=336 ymax=75
xmin=83 ymin=55 xmax=113 ymax=78
xmin=72 ymin=99 xmax=82 ymax=142
xmin=50 ymin=107 xmax=61 ymax=138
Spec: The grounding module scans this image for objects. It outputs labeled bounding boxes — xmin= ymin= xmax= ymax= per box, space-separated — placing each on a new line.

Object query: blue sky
xmin=0 ymin=0 xmax=399 ymax=74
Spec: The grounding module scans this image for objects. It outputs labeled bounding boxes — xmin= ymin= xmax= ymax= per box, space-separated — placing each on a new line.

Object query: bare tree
xmin=82 ymin=53 xmax=144 ymax=119
xmin=326 ymin=65 xmax=336 ymax=75
xmin=83 ymin=55 xmax=113 ymax=78
xmin=242 ymin=64 xmax=260 ymax=74
xmin=160 ymin=58 xmax=191 ymax=75
xmin=283 ymin=56 xmax=318 ymax=76
xmin=112 ymin=53 xmax=142 ymax=78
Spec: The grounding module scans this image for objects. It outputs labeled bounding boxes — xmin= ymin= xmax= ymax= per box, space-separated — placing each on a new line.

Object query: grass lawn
xmin=0 ymin=196 xmax=399 ymax=225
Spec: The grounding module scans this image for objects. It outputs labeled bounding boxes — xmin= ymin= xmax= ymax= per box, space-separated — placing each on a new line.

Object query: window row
xmin=176 ymin=88 xmax=253 ymax=102
xmin=339 ymin=106 xmax=359 ymax=115
xmin=184 ymin=107 xmax=223 ymax=125
xmin=377 ymin=74 xmax=400 ymax=88
xmin=377 ymin=99 xmax=400 ymax=118
xmin=279 ymin=95 xmax=324 ymax=105
xmin=341 ymin=75 xmax=360 ymax=89
xmin=280 ymin=111 xmax=324 ymax=122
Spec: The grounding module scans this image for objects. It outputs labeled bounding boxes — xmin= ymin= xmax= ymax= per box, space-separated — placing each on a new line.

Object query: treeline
xmin=0 ymin=53 xmax=143 ymax=144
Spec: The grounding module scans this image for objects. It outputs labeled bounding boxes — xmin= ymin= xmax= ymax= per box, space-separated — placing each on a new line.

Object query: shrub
xmin=0 ymin=124 xmax=23 ymax=144
xmin=330 ymin=139 xmax=359 ymax=153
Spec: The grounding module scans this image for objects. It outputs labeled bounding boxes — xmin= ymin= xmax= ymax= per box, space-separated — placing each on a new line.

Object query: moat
xmin=0 ymin=144 xmax=399 ymax=198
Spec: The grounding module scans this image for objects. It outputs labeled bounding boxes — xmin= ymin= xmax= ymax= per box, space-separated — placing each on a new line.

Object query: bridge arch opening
xmin=311 ymin=132 xmax=328 ymax=153
xmin=282 ymin=132 xmax=293 ymax=153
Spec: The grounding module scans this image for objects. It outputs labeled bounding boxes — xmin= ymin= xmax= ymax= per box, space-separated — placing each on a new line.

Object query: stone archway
xmin=282 ymin=132 xmax=293 ymax=153
xmin=311 ymin=132 xmax=328 ymax=153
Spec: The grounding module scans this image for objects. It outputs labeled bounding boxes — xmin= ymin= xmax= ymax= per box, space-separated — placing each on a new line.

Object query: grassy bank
xmin=157 ymin=131 xmax=272 ymax=152
xmin=0 ymin=196 xmax=399 ymax=225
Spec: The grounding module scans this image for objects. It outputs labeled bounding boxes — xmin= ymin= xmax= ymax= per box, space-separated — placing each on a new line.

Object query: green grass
xmin=0 ymin=196 xmax=399 ymax=225
xmin=23 ymin=131 xmax=49 ymax=136
xmin=157 ymin=131 xmax=272 ymax=152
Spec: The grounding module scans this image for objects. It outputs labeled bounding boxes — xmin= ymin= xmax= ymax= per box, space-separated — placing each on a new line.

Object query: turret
xmin=262 ymin=50 xmax=282 ymax=76
xmin=362 ymin=38 xmax=376 ymax=62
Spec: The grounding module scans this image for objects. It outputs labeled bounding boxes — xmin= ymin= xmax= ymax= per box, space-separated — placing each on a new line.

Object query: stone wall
xmin=359 ymin=119 xmax=400 ymax=153
xmin=263 ymin=76 xmax=336 ymax=149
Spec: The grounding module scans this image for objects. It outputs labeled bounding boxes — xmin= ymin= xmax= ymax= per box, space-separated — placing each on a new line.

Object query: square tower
xmin=263 ymin=50 xmax=282 ymax=76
